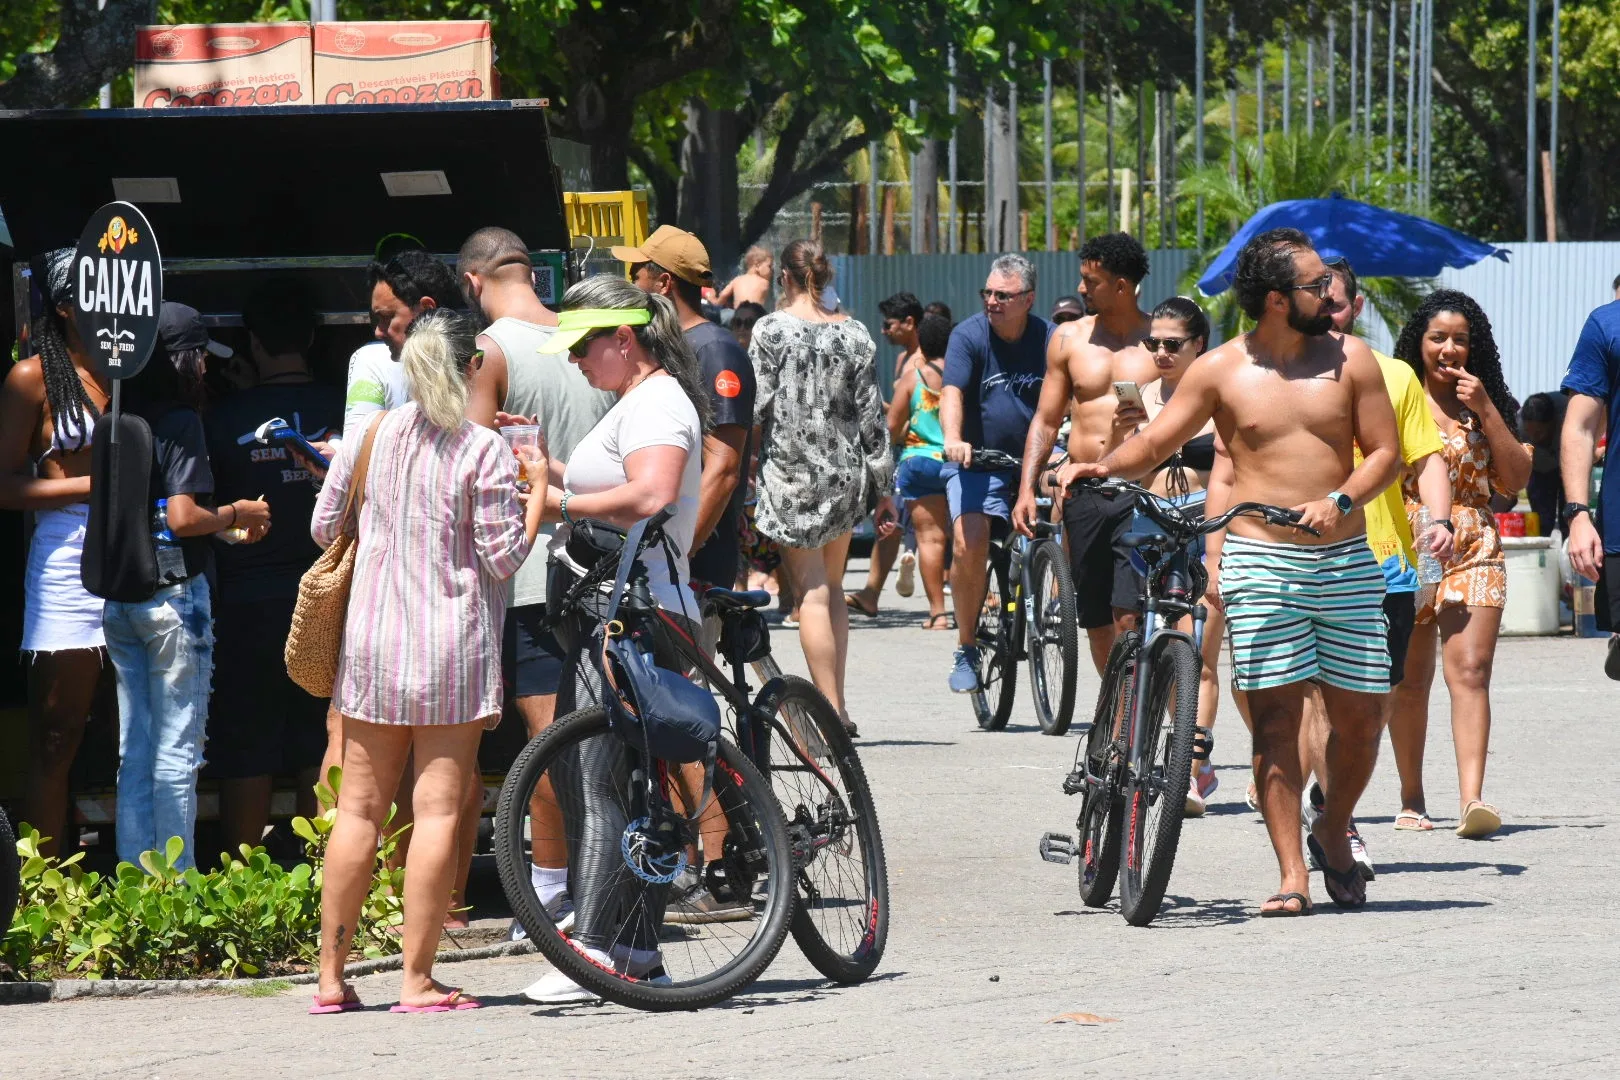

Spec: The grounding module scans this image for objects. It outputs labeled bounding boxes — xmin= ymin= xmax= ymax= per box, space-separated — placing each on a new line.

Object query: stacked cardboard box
xmin=135 ymin=23 xmax=313 ymax=109
xmin=313 ymin=21 xmax=493 ymax=105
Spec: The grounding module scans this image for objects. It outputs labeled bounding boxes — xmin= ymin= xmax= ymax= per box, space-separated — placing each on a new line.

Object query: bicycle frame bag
xmin=596 ymin=517 xmax=720 ymax=764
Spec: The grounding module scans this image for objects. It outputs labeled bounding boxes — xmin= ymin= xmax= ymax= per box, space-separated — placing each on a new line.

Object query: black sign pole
xmin=70 ymin=202 xmax=163 ymax=448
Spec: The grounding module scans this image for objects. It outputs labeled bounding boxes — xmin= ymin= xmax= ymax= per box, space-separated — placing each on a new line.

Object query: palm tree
xmin=1180 ymin=121 xmax=1427 ymax=339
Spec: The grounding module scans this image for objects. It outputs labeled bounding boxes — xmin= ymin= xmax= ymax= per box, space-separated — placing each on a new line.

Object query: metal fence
xmin=827 ymin=243 xmax=1620 ymax=401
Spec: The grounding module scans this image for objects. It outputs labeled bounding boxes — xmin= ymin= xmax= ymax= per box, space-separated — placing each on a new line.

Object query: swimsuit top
xmin=1154 ymin=431 xmax=1215 ymax=474
xmin=901 ymin=358 xmax=945 ymax=461
xmin=40 ymin=402 xmax=96 ymax=465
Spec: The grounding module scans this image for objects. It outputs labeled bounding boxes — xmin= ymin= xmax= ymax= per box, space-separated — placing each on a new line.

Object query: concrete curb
xmin=0 ymin=939 xmax=535 ymax=1004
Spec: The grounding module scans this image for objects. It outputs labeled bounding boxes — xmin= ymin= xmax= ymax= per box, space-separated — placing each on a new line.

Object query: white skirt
xmin=21 ymin=505 xmax=105 ymax=653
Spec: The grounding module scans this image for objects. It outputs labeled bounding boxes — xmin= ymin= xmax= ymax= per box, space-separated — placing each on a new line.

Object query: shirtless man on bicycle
xmin=1013 ymin=233 xmax=1160 ymax=674
xmin=1061 ymin=228 xmax=1400 ymax=916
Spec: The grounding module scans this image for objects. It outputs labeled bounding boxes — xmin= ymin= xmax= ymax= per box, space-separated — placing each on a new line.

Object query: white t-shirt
xmin=553 ymin=374 xmax=702 ymax=615
xmin=343 ymin=341 xmax=409 ymax=442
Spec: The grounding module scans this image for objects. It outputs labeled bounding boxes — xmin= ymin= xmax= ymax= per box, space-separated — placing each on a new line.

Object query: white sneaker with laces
xmin=521 ymin=959 xmax=603 ymax=1005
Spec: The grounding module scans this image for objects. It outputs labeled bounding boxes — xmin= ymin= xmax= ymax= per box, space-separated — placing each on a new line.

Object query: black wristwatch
xmin=1433 ymin=518 xmax=1455 ymax=534
xmin=1563 ymin=502 xmax=1593 ymax=529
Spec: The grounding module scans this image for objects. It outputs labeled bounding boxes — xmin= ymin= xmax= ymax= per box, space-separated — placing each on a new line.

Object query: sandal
xmin=1306 ymin=832 xmax=1366 ymax=909
xmin=1456 ymin=801 xmax=1501 ymax=839
xmin=390 ymin=988 xmax=482 ymax=1013
xmin=844 ymin=592 xmax=879 ymax=618
xmin=1393 ymin=810 xmax=1434 ymax=832
xmin=309 ymin=986 xmax=363 ymax=1014
xmin=921 ymin=613 xmax=953 ymax=631
xmin=1259 ymin=891 xmax=1313 ymax=918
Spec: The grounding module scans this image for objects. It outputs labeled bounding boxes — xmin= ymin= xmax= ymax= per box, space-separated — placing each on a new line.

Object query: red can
xmin=1494 ymin=512 xmax=1526 ymax=538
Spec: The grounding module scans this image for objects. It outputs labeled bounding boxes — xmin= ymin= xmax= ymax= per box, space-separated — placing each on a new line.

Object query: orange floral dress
xmin=1402 ymin=408 xmax=1528 ymax=623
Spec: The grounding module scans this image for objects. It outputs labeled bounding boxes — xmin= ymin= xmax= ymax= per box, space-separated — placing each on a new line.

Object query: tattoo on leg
xmin=335 ymin=924 xmax=346 ymax=944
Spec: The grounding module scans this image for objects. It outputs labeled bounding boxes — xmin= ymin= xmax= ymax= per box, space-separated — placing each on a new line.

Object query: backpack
xmin=82 ymin=411 xmax=160 ymax=602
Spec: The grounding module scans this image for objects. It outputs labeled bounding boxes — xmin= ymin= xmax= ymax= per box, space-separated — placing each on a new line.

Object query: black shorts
xmin=1383 ymin=591 xmax=1417 ymax=687
xmin=1062 ymin=487 xmax=1144 ymax=628
xmin=1596 ymin=558 xmax=1620 ymax=633
xmin=503 ymin=603 xmax=568 ymax=699
xmin=204 ymin=597 xmax=328 ymax=780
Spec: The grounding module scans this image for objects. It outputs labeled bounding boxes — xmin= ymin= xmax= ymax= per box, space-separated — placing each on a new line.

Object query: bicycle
xmin=494 ymin=510 xmax=887 ymax=1009
xmin=961 ymin=448 xmax=1079 ymax=735
xmin=1039 ymin=478 xmax=1316 ymax=926
xmin=0 ymin=806 xmax=15 ymax=936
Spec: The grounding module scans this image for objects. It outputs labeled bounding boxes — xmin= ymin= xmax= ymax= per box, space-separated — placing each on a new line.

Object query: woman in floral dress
xmin=751 ymin=239 xmax=895 ymax=734
xmin=1389 ymin=291 xmax=1531 ymax=839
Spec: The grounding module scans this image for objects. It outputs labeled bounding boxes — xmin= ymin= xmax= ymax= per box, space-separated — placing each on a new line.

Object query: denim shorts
xmin=942 ymin=463 xmax=1017 ymax=522
xmin=896 ymin=455 xmax=948 ymax=503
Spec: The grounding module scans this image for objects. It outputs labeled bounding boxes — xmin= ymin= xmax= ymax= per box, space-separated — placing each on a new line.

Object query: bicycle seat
xmin=1122 ymin=530 xmax=1169 ymax=550
xmin=703 ymin=587 xmax=772 ymax=612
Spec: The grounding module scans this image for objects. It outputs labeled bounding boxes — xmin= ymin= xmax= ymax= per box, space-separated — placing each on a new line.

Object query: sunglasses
xmin=1288 ymin=274 xmax=1335 ymax=300
xmin=1142 ymin=336 xmax=1190 ymax=353
xmin=979 ymin=288 xmax=1032 ymax=303
xmin=568 ymin=329 xmax=610 ymax=359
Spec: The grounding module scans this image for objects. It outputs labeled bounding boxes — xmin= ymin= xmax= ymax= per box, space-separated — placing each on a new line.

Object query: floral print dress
xmin=750 ymin=313 xmax=894 ymax=549
xmin=1402 ymin=408 xmax=1530 ymax=623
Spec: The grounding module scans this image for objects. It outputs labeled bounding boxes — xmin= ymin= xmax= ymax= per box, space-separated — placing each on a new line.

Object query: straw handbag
xmin=285 ymin=416 xmax=381 ymax=698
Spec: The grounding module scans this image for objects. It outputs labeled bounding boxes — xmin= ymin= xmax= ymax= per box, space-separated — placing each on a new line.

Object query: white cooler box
xmin=1499 ymin=535 xmax=1560 ymax=635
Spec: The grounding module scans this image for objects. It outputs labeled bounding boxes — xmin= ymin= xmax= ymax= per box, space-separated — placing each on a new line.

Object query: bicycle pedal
xmin=1039 ymin=832 xmax=1078 ymax=864
xmin=1192 ymin=726 xmax=1215 ymax=762
xmin=1060 ymin=768 xmax=1086 ymax=796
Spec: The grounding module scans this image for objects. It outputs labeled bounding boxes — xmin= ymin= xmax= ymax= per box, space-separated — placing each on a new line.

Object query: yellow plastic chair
xmin=564 ymin=191 xmax=650 ymax=276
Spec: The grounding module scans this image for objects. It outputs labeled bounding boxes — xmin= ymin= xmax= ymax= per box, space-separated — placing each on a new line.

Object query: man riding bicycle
xmin=940 ymin=254 xmax=1051 ymax=693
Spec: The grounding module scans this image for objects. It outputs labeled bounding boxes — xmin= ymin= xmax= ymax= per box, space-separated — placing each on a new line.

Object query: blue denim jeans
xmin=103 ymin=574 xmax=214 ymax=870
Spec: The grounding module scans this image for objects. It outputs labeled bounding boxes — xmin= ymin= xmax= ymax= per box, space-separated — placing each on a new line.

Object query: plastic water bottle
xmin=152 ymin=499 xmax=188 ymax=582
xmin=1415 ymin=507 xmax=1444 ymax=586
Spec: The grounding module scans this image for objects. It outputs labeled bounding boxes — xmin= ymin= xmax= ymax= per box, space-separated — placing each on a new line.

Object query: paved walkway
xmin=11 ymin=571 xmax=1618 ymax=1078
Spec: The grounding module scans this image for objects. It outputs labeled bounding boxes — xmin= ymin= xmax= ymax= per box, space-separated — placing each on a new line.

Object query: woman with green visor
xmin=517 ymin=275 xmax=715 ymax=1005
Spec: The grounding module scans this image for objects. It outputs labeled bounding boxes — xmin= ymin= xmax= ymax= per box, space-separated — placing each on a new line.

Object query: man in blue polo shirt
xmin=940 ymin=253 xmax=1050 ymax=692
xmin=1561 ymin=295 xmax=1620 ymax=679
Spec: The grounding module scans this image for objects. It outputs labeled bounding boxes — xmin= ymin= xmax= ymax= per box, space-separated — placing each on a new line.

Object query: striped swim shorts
xmin=1220 ymin=534 xmax=1391 ymax=695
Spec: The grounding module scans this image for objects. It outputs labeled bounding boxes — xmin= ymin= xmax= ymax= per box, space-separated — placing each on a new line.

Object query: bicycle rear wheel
xmin=1026 ymin=539 xmax=1079 ymax=736
xmin=756 ymin=675 xmax=889 ymax=983
xmin=494 ymin=707 xmax=795 ymax=1011
xmin=1117 ymin=636 xmax=1200 ymax=926
xmin=1077 ymin=631 xmax=1137 ymax=908
xmin=971 ymin=554 xmax=1018 ymax=731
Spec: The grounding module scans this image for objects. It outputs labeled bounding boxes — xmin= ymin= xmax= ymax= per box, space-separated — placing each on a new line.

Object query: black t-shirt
xmin=204 ymin=381 xmax=344 ymax=603
xmin=147 ymin=408 xmax=216 ymax=582
xmin=685 ymin=320 xmax=757 ymax=588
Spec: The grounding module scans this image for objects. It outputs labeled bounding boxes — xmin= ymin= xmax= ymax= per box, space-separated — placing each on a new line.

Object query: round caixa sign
xmin=71 ymin=201 xmax=163 ymax=381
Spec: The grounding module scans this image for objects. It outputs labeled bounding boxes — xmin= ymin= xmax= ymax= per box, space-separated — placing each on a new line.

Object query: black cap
xmin=158 ymin=302 xmax=233 ymax=358
xmin=1051 ymin=295 xmax=1085 ymax=322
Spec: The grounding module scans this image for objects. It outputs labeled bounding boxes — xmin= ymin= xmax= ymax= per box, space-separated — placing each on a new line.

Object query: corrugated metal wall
xmin=828 ymin=243 xmax=1620 ymax=400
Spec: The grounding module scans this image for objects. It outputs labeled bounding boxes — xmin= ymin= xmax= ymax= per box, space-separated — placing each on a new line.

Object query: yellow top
xmin=1357 ymin=350 xmax=1444 ymax=589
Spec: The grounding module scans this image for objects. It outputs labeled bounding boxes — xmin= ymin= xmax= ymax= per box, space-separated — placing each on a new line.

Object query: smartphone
xmin=255 ymin=417 xmax=326 ymax=464
xmin=1112 ymin=381 xmax=1146 ymax=411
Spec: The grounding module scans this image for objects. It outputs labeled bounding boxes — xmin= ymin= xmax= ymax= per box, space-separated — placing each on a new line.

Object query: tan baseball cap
xmin=612 ymin=224 xmax=713 ymax=286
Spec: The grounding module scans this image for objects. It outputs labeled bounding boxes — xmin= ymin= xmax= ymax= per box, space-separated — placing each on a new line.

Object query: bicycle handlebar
xmin=963 ymin=447 xmax=1021 ymax=473
xmin=1068 ymin=477 xmax=1319 ymax=539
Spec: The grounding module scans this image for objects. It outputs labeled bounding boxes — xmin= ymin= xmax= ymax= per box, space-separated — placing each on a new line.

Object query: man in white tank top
xmin=459 ymin=227 xmax=615 ymax=935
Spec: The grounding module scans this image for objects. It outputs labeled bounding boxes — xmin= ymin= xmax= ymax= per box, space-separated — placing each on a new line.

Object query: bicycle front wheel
xmin=1077 ymin=631 xmax=1137 ymax=908
xmin=757 ymin=675 xmax=889 ymax=983
xmin=494 ymin=707 xmax=796 ymax=1011
xmin=972 ymin=554 xmax=1018 ymax=731
xmin=1117 ymin=636 xmax=1200 ymax=927
xmin=1026 ymin=539 xmax=1079 ymax=736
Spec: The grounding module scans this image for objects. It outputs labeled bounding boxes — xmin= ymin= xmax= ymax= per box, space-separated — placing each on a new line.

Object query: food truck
xmin=0 ymin=99 xmax=576 ymax=856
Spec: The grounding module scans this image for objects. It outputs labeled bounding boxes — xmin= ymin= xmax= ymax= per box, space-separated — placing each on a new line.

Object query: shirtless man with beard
xmin=1062 ymin=228 xmax=1401 ymax=917
xmin=1014 ymin=232 xmax=1159 ymax=674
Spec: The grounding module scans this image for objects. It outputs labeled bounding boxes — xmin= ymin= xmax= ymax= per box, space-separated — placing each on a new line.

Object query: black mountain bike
xmin=964 ymin=449 xmax=1079 ymax=734
xmin=1040 ymin=478 xmax=1315 ymax=925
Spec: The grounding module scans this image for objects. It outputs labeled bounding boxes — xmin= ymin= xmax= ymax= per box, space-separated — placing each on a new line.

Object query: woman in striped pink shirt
xmin=310 ymin=309 xmax=547 ymax=1014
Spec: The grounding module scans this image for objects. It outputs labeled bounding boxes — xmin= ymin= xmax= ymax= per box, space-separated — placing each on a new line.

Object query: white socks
xmin=532 ymin=864 xmax=568 ymax=909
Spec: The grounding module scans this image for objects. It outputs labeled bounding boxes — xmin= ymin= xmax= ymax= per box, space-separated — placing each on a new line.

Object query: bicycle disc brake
xmin=620 ymin=808 xmax=690 ymax=885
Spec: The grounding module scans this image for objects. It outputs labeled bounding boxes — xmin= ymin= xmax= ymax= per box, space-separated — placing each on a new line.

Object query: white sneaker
xmin=896 ymin=551 xmax=917 ymax=597
xmin=509 ymin=894 xmax=576 ymax=941
xmin=521 ymin=966 xmax=601 ymax=1005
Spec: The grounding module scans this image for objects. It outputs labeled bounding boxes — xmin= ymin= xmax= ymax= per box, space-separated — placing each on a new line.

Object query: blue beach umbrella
xmin=1197 ymin=193 xmax=1509 ymax=296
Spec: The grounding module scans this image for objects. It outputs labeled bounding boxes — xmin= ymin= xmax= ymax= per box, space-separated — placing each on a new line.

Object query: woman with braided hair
xmin=0 ymin=247 xmax=115 ymax=857
xmin=1388 ymin=290 xmax=1531 ymax=840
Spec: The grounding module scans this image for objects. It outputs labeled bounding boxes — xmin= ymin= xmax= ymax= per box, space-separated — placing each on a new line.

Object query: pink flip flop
xmin=389 ymin=989 xmax=482 ymax=1013
xmin=309 ymin=993 xmax=363 ymax=1014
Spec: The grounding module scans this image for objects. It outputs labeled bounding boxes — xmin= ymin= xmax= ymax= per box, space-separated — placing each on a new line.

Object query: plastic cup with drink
xmin=501 ymin=425 xmax=541 ymax=493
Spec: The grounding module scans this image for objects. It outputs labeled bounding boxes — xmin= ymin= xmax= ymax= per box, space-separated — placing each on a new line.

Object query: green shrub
xmin=1 ymin=768 xmax=406 ymax=981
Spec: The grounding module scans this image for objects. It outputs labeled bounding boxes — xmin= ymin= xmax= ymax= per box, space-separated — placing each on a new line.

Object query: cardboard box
xmin=314 ymin=21 xmax=493 ymax=106
xmin=135 ymin=23 xmax=313 ymax=109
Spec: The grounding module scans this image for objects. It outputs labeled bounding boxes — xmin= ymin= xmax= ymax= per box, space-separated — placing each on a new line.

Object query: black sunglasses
xmin=1288 ymin=274 xmax=1334 ymax=300
xmin=568 ymin=329 xmax=610 ymax=359
xmin=1142 ymin=336 xmax=1191 ymax=353
xmin=979 ymin=288 xmax=1032 ymax=303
